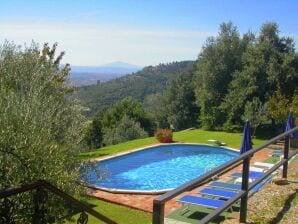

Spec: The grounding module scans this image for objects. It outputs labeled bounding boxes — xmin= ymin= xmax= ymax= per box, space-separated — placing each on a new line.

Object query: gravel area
xmin=224 ymin=156 xmax=298 ymax=224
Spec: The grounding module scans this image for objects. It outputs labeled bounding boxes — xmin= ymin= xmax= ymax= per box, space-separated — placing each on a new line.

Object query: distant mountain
xmin=74 ymin=61 xmax=195 ymax=116
xmin=69 ymin=62 xmax=142 ymax=86
xmin=100 ymin=61 xmax=142 ymax=69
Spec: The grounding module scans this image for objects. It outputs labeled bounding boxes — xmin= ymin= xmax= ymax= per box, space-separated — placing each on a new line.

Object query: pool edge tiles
xmin=84 ymin=183 xmax=173 ymax=195
xmin=89 ymin=142 xmax=239 ymax=163
xmin=82 ymin=143 xmax=239 ymax=194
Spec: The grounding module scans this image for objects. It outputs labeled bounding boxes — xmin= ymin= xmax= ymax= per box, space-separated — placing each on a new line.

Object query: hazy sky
xmin=0 ymin=0 xmax=297 ymax=66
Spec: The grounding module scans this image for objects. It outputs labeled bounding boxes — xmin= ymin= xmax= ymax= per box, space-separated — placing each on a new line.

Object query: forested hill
xmin=74 ymin=61 xmax=195 ymax=116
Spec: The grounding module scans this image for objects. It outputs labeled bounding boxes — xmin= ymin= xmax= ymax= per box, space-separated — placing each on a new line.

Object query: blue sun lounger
xmin=230 ymin=171 xmax=263 ymax=179
xmin=209 ymin=181 xmax=241 ymax=191
xmin=178 ymin=179 xmax=270 ymax=216
xmin=178 ymin=195 xmax=225 ymax=209
xmin=199 ymin=182 xmax=265 ymax=203
xmin=272 ymin=150 xmax=283 ymax=157
xmin=177 ymin=195 xmax=226 ymax=215
xmin=199 ymin=188 xmax=238 ymax=199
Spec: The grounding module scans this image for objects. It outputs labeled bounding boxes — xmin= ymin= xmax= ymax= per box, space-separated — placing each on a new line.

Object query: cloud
xmin=0 ymin=22 xmax=212 ymax=66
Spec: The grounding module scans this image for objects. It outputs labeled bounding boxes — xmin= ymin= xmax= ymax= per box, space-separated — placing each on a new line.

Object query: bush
xmin=155 ymin=129 xmax=173 ymax=143
xmin=103 ymin=115 xmax=148 ymax=145
xmin=222 ymin=121 xmax=242 ymax=133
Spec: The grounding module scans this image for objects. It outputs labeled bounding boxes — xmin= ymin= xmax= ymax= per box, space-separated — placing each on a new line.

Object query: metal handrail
xmin=153 ymin=127 xmax=298 ymax=224
xmin=0 ymin=180 xmax=117 ymax=224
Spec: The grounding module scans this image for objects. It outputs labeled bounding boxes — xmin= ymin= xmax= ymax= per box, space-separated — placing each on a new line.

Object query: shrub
xmin=155 ymin=129 xmax=173 ymax=143
xmin=222 ymin=121 xmax=242 ymax=133
xmin=103 ymin=115 xmax=148 ymax=145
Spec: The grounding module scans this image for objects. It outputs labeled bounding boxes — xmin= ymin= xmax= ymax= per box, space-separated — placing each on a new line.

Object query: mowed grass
xmin=78 ymin=129 xmax=268 ymax=161
xmin=77 ymin=137 xmax=158 ymax=160
xmin=66 ymin=197 xmax=151 ymax=224
xmin=174 ymin=129 xmax=266 ymax=148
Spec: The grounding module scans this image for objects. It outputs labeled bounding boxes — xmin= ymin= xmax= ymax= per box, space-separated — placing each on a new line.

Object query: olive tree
xmin=241 ymin=98 xmax=268 ymax=137
xmin=0 ymin=42 xmax=86 ymax=222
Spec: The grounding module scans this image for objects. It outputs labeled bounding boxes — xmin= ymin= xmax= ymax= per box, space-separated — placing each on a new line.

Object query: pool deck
xmin=88 ymin=147 xmax=273 ymax=215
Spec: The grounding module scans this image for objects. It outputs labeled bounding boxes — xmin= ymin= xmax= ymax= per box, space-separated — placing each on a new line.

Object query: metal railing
xmin=0 ymin=180 xmax=117 ymax=224
xmin=152 ymin=127 xmax=298 ymax=224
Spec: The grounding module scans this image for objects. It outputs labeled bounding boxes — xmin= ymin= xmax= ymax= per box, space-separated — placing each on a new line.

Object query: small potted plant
xmin=155 ymin=129 xmax=173 ymax=143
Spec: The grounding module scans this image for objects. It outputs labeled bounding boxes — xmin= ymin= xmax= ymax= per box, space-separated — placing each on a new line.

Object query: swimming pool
xmin=81 ymin=144 xmax=239 ymax=193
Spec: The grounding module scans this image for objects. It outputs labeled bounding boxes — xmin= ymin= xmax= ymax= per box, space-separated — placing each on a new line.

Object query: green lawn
xmin=174 ymin=129 xmax=266 ymax=148
xmin=78 ymin=129 xmax=268 ymax=161
xmin=77 ymin=137 xmax=158 ymax=160
xmin=66 ymin=197 xmax=151 ymax=224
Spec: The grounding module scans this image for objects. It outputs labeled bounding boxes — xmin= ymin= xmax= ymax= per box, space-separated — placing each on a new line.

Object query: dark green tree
xmin=194 ymin=22 xmax=244 ymax=129
xmin=222 ymin=23 xmax=298 ymax=125
xmin=101 ymin=97 xmax=154 ymax=135
xmin=143 ymin=93 xmax=169 ymax=129
xmin=163 ymin=72 xmax=199 ymax=130
xmin=85 ymin=115 xmax=103 ymax=149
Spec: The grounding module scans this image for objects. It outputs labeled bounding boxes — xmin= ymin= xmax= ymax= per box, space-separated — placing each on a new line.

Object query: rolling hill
xmin=74 ymin=61 xmax=195 ymax=116
xmin=69 ymin=61 xmax=142 ymax=86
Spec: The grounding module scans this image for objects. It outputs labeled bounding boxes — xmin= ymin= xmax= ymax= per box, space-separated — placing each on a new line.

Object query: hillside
xmin=69 ymin=62 xmax=142 ymax=86
xmin=74 ymin=61 xmax=195 ymax=116
xmin=70 ymin=72 xmax=124 ymax=86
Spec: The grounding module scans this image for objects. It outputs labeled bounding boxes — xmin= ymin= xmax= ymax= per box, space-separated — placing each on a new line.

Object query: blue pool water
xmin=82 ymin=144 xmax=238 ymax=191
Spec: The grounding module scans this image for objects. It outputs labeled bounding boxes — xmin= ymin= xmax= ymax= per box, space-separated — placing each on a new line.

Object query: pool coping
xmin=89 ymin=142 xmax=239 ymax=163
xmin=82 ymin=142 xmax=239 ymax=194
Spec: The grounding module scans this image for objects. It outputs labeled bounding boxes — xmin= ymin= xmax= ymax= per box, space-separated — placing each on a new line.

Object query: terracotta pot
xmin=272 ymin=178 xmax=288 ymax=185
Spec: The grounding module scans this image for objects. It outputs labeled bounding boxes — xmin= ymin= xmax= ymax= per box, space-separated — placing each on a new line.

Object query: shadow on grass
xmin=168 ymin=210 xmax=225 ymax=224
xmin=270 ymin=190 xmax=297 ymax=224
xmin=167 ymin=204 xmax=240 ymax=224
xmin=187 ymin=211 xmax=225 ymax=223
xmin=62 ymin=197 xmax=102 ymax=223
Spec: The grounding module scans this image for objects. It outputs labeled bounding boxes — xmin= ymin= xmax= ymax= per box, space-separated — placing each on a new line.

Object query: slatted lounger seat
xmin=253 ymin=162 xmax=274 ymax=169
xmin=250 ymin=166 xmax=265 ymax=172
xmin=209 ymin=181 xmax=241 ymax=191
xmin=230 ymin=171 xmax=263 ymax=179
xmin=252 ymin=181 xmax=265 ymax=192
xmin=207 ymin=180 xmax=268 ymax=199
xmin=272 ymin=150 xmax=283 ymax=157
xmin=254 ymin=162 xmax=282 ymax=174
xmin=234 ymin=177 xmax=253 ymax=184
xmin=178 ymin=195 xmax=225 ymax=215
xmin=178 ymin=180 xmax=270 ymax=216
xmin=199 ymin=188 xmax=238 ymax=199
xmin=234 ymin=172 xmax=273 ymax=184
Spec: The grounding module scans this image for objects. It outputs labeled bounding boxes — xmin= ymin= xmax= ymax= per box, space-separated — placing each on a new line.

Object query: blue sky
xmin=0 ymin=0 xmax=297 ymax=66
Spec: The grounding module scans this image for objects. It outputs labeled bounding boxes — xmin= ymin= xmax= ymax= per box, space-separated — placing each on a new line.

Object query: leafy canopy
xmin=0 ymin=42 xmax=86 ymax=218
xmin=194 ymin=22 xmax=298 ymax=129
